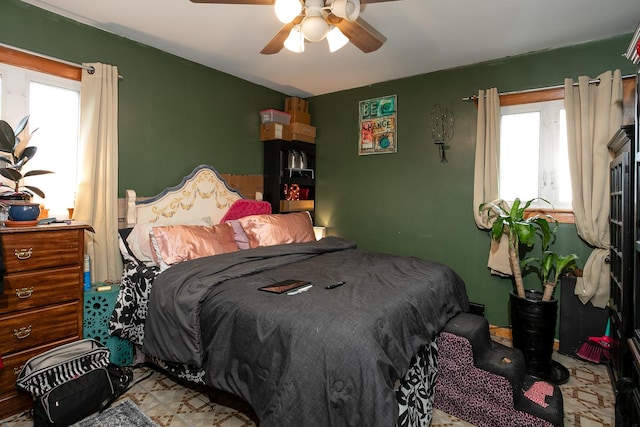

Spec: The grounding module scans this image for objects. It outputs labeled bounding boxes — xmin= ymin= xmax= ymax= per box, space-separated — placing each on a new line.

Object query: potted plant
xmin=479 ymin=198 xmax=578 ymax=384
xmin=522 ymin=247 xmax=579 ymax=301
xmin=0 ymin=115 xmax=53 ymax=221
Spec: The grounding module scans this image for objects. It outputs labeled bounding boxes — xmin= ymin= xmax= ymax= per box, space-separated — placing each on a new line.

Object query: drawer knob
xmin=13 ymin=325 xmax=32 ymax=339
xmin=13 ymin=365 xmax=23 ymax=376
xmin=14 ymin=248 xmax=33 ymax=260
xmin=15 ymin=287 xmax=34 ymax=299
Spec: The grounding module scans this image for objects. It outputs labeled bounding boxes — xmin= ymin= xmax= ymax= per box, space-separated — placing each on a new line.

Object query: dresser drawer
xmin=0 ymin=339 xmax=76 ymax=399
xmin=0 ymin=266 xmax=82 ymax=315
xmin=0 ymin=229 xmax=82 ymax=273
xmin=0 ymin=390 xmax=32 ymax=420
xmin=0 ymin=301 xmax=80 ymax=355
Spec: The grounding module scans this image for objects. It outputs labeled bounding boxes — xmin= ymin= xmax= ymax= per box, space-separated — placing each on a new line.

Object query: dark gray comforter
xmin=143 ymin=236 xmax=468 ymax=427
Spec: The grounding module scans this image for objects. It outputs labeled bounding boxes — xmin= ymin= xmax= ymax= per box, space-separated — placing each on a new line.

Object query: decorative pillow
xmin=219 ymin=199 xmax=272 ymax=223
xmin=226 ymin=219 xmax=251 ymax=250
xmin=237 ymin=211 xmax=315 ymax=248
xmin=150 ymin=223 xmax=238 ymax=271
xmin=117 ymin=228 xmax=138 ymax=262
xmin=126 ymin=216 xmax=213 ymax=266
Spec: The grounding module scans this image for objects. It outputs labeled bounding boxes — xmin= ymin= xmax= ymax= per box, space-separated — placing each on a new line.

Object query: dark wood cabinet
xmin=619 ymin=28 xmax=640 ymax=426
xmin=630 ymin=64 xmax=640 ymax=427
xmin=609 ymin=124 xmax=635 ymax=388
xmin=263 ymin=139 xmax=316 ymax=214
xmin=0 ymin=223 xmax=90 ymax=419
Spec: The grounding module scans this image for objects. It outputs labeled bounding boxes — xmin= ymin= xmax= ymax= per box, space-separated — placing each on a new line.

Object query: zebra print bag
xmin=16 ymin=339 xmax=110 ymax=397
xmin=16 ymin=339 xmax=133 ymax=426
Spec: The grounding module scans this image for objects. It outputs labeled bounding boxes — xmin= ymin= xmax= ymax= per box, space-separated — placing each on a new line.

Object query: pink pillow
xmin=220 ymin=199 xmax=272 ymax=223
xmin=151 ymin=223 xmax=238 ymax=269
xmin=126 ymin=216 xmax=213 ymax=266
xmin=237 ymin=212 xmax=315 ymax=248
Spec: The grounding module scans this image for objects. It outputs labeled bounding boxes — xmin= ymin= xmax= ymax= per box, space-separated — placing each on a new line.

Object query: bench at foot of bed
xmin=436 ymin=312 xmax=564 ymax=427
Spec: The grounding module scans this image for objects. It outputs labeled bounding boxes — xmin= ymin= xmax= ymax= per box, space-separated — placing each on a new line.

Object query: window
xmin=492 ymin=77 xmax=635 ymax=223
xmin=499 ymin=99 xmax=571 ymax=210
xmin=0 ymin=63 xmax=80 ymax=218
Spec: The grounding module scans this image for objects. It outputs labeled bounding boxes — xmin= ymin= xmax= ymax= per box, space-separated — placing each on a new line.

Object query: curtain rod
xmin=0 ymin=42 xmax=123 ymax=80
xmin=461 ymin=74 xmax=634 ymax=101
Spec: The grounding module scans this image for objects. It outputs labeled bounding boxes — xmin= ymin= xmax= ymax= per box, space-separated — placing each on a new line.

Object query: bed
xmin=110 ymin=164 xmax=469 ymax=427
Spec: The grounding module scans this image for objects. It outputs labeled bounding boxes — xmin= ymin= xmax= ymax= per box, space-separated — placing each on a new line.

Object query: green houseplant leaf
xmin=0 ymin=115 xmax=53 ymax=199
xmin=479 ymin=197 xmax=572 ymax=301
xmin=13 ymin=115 xmax=29 ymax=139
xmin=0 ymin=121 xmax=16 ymax=153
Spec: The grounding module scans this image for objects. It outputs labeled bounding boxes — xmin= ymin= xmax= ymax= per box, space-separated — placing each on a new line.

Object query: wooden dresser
xmin=0 ymin=222 xmax=91 ymax=419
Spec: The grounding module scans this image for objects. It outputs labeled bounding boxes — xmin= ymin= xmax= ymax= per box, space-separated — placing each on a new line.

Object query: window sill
xmin=525 ymin=208 xmax=574 ymax=224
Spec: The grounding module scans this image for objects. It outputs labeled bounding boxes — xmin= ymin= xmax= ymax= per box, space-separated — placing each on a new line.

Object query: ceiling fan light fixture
xmin=284 ymin=26 xmax=305 ymax=53
xmin=301 ymin=15 xmax=329 ymax=42
xmin=331 ymin=0 xmax=360 ymax=22
xmin=326 ymin=26 xmax=349 ymax=52
xmin=274 ymin=0 xmax=302 ymax=24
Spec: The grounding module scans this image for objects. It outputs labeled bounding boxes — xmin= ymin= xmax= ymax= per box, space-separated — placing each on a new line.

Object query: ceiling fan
xmin=189 ymin=0 xmax=399 ymax=54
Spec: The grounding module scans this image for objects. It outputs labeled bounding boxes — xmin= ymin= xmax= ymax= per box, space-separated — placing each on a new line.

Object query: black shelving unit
xmin=263 ymin=139 xmax=316 ymax=214
xmin=609 ymin=124 xmax=635 ymax=391
xmin=630 ymin=66 xmax=640 ymax=426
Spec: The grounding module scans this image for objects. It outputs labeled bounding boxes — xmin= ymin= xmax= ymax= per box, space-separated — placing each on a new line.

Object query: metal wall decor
xmin=430 ymin=103 xmax=456 ymax=162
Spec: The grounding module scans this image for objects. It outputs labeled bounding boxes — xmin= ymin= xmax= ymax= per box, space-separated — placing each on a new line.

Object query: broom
xmin=576 ymin=319 xmax=612 ymax=363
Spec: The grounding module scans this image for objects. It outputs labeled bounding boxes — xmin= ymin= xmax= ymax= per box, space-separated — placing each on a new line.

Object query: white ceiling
xmin=19 ymin=0 xmax=640 ymax=97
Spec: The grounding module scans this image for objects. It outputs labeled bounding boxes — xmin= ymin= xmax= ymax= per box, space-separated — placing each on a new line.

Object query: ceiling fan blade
xmin=189 ymin=0 xmax=274 ymax=4
xmin=334 ymin=17 xmax=387 ymax=53
xmin=260 ymin=15 xmax=304 ymax=55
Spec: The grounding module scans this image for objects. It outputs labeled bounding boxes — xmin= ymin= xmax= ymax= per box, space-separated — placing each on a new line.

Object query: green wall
xmin=1 ymin=0 xmax=636 ymax=328
xmin=310 ymin=35 xmax=637 ymax=327
xmin=0 ymin=0 xmax=284 ymax=197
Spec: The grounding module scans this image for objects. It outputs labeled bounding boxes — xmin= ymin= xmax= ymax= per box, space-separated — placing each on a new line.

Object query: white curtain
xmin=473 ymin=88 xmax=510 ymax=276
xmin=564 ymin=69 xmax=622 ymax=307
xmin=75 ymin=63 xmax=121 ymax=283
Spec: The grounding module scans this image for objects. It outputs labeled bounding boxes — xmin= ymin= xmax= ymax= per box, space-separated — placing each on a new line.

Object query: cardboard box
xmin=292 ymin=133 xmax=315 ymax=144
xmin=280 ymin=200 xmax=314 ymax=212
xmin=290 ymin=122 xmax=316 ymax=137
xmin=289 ymin=110 xmax=311 ymax=125
xmin=260 ymin=123 xmax=292 ymax=141
xmin=285 ymin=97 xmax=309 ymax=113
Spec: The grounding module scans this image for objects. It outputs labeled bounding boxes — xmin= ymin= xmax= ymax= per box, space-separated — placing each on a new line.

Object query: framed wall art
xmin=358 ymin=94 xmax=397 ymax=155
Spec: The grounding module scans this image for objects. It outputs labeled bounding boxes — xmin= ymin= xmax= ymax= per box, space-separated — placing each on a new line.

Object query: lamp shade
xmin=301 ymin=15 xmax=329 ymax=42
xmin=284 ymin=26 xmax=305 ymax=52
xmin=331 ymin=0 xmax=360 ymax=22
xmin=274 ymin=0 xmax=302 ymax=24
xmin=326 ymin=26 xmax=349 ymax=52
xmin=313 ymin=226 xmax=327 ymax=240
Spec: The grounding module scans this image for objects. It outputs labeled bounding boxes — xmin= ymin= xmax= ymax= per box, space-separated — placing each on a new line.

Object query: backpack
xmin=16 ymin=339 xmax=133 ymax=426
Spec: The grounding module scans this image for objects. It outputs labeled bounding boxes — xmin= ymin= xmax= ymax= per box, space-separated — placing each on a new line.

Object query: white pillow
xmin=126 ymin=216 xmax=213 ymax=266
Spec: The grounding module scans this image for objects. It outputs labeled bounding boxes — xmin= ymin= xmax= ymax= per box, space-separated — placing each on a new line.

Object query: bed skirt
xmin=149 ymin=340 xmax=438 ymax=427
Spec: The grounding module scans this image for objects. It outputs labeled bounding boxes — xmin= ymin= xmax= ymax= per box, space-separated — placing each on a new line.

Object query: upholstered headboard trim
xmin=124 ymin=164 xmax=245 ymax=227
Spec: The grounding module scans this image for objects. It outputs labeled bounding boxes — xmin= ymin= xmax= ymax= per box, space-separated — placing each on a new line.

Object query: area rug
xmin=72 ymin=400 xmax=158 ymax=427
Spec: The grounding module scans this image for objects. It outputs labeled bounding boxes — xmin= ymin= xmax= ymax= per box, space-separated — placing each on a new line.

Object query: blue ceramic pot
xmin=7 ymin=203 xmax=40 ymax=221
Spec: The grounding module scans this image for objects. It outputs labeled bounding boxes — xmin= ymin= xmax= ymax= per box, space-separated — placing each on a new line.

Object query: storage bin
xmin=83 ymin=284 xmax=134 ymax=365
xmin=260 ymin=109 xmax=291 ymax=124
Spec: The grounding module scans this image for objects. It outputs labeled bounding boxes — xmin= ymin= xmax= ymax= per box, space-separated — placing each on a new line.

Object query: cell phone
xmin=258 ymin=280 xmax=311 ymax=294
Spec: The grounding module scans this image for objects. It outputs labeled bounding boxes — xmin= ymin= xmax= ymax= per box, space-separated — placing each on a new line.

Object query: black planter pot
xmin=510 ymin=290 xmax=570 ymax=385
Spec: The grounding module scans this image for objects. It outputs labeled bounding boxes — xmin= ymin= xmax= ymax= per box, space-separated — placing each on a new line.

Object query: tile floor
xmin=1 ymin=347 xmax=615 ymax=427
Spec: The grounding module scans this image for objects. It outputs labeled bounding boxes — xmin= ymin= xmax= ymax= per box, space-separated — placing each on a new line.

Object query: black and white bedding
xmin=112 ymin=235 xmax=468 ymax=426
